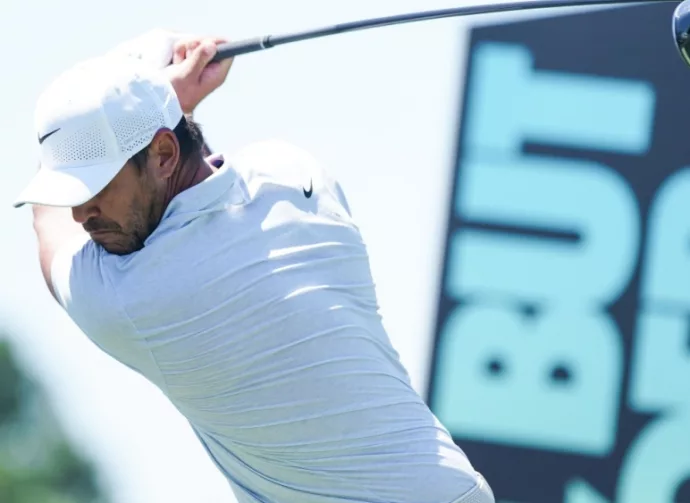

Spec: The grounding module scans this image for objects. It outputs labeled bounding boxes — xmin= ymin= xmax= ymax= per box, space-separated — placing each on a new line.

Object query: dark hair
xmin=130 ymin=115 xmax=205 ymax=172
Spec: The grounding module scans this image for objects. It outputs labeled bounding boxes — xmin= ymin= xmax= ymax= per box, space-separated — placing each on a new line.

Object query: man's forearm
xmin=32 ymin=205 xmax=86 ymax=241
xmin=32 ymin=205 xmax=87 ymax=299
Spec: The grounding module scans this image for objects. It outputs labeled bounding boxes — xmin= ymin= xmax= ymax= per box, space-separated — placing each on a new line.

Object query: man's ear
xmin=150 ymin=129 xmax=180 ymax=179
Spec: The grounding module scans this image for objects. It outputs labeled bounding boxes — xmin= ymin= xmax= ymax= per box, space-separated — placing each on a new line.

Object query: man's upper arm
xmin=32 ymin=205 xmax=88 ymax=300
xmin=32 ymin=206 xmax=134 ymax=365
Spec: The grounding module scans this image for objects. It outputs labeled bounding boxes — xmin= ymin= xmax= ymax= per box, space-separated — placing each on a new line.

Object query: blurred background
xmin=1 ymin=0 xmax=689 ymax=502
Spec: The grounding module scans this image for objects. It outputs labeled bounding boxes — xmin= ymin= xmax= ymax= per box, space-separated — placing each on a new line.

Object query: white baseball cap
xmin=13 ymin=55 xmax=183 ymax=208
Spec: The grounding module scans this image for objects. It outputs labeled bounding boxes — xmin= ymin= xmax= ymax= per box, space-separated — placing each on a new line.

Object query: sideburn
xmin=142 ymin=168 xmax=168 ymax=242
xmin=128 ymin=165 xmax=167 ymax=250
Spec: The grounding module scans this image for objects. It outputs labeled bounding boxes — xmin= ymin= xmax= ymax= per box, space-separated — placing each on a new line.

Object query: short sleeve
xmin=49 ymin=238 xmax=167 ymax=381
xmin=50 ymin=236 xmax=131 ymax=345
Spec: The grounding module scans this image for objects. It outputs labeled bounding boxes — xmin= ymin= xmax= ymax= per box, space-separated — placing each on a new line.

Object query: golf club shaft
xmin=211 ymin=0 xmax=678 ymax=61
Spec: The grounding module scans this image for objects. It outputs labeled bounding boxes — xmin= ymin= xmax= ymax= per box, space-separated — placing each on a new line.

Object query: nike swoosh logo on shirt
xmin=303 ymin=179 xmax=313 ymax=198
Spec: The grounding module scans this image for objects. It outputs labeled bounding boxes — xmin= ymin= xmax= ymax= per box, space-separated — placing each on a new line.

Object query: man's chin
xmin=91 ymin=234 xmax=141 ymax=256
xmin=102 ymin=244 xmax=134 ymax=256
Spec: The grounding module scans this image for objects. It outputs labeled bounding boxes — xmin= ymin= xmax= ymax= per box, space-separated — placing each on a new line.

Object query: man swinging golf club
xmin=14 ymin=30 xmax=495 ymax=503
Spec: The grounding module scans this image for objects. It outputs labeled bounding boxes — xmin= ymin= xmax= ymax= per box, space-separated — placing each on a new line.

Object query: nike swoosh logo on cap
xmin=38 ymin=128 xmax=60 ymax=144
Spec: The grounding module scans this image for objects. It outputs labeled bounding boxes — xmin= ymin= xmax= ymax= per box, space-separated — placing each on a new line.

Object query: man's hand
xmin=165 ymin=37 xmax=233 ymax=115
xmin=105 ymin=29 xmax=181 ymax=69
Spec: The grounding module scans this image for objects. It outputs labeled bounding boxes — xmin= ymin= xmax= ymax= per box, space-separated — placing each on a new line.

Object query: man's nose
xmin=71 ymin=203 xmax=99 ymax=224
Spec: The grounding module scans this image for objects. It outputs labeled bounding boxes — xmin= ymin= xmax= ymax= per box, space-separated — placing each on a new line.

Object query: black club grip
xmin=211 ymin=37 xmax=273 ymax=62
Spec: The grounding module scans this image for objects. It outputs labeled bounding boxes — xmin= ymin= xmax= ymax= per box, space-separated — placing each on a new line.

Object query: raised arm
xmin=24 ymin=33 xmax=233 ymax=300
xmin=32 ymin=205 xmax=85 ymax=299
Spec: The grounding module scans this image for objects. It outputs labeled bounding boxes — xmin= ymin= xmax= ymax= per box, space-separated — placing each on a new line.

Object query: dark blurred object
xmin=0 ymin=339 xmax=110 ymax=503
xmin=427 ymin=3 xmax=690 ymax=502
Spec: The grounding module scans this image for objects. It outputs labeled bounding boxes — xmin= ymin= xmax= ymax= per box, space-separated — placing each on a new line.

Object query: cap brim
xmin=13 ymin=159 xmax=126 ymax=208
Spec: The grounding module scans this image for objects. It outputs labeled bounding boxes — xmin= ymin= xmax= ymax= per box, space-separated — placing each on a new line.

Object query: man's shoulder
xmin=50 ymin=235 xmax=136 ymax=337
xmin=51 ymin=234 xmax=104 ymax=295
xmin=50 ymin=233 xmax=165 ymax=312
xmin=228 ymin=139 xmax=351 ymax=216
xmin=229 ymin=139 xmax=327 ymax=186
xmin=50 ymin=235 xmax=174 ymax=378
xmin=51 ymin=232 xmax=192 ymax=331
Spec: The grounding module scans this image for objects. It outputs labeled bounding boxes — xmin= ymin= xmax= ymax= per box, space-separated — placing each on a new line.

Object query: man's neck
xmin=164 ymin=155 xmax=218 ymax=207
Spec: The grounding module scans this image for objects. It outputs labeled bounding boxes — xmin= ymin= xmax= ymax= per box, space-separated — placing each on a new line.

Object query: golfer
xmin=15 ymin=31 xmax=495 ymax=503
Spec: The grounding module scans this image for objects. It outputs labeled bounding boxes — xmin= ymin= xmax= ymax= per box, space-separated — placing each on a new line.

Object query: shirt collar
xmin=146 ymin=154 xmax=244 ymax=242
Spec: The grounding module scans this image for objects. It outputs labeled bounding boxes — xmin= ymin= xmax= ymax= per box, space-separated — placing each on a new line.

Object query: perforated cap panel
xmin=110 ymin=101 xmax=167 ymax=157
xmin=34 ymin=56 xmax=183 ymax=170
xmin=165 ymin=95 xmax=182 ymax=128
xmin=50 ymin=123 xmax=109 ymax=164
